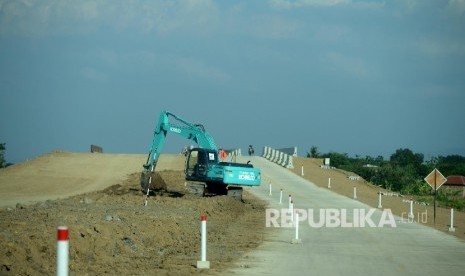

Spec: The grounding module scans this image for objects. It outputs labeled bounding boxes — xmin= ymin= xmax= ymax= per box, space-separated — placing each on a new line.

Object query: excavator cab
xmin=185 ymin=148 xmax=218 ymax=179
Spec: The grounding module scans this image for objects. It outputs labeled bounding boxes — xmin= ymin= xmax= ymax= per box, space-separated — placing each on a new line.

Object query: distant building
xmin=443 ymin=175 xmax=465 ymax=198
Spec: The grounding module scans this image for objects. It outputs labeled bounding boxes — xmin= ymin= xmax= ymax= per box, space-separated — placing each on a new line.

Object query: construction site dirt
xmin=0 ymin=152 xmax=266 ymax=275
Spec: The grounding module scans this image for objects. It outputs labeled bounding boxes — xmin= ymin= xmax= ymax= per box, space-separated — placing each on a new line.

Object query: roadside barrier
xmin=277 ymin=152 xmax=284 ymax=165
xmin=197 ymin=215 xmax=210 ymax=269
xmin=262 ymin=146 xmax=294 ymax=169
xmin=57 ymin=226 xmax=69 ymax=276
xmin=225 ymin=148 xmax=241 ymax=162
xmin=277 ymin=147 xmax=298 ymax=157
xmin=273 ymin=151 xmax=280 ymax=163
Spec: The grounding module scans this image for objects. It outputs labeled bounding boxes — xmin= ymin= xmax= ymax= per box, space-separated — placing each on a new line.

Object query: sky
xmin=1 ymin=0 xmax=465 ymax=164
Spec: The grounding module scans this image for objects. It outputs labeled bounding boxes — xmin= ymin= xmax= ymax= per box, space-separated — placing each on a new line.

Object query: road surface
xmin=228 ymin=156 xmax=465 ymax=275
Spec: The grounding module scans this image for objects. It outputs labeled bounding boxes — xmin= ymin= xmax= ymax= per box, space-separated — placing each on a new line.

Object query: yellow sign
xmin=424 ymin=168 xmax=447 ymax=190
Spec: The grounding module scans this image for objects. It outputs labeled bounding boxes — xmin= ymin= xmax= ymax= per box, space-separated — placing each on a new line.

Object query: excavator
xmin=140 ymin=111 xmax=261 ymax=200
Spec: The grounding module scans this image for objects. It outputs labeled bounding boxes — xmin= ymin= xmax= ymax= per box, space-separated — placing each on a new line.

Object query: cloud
xmin=415 ymin=38 xmax=465 ymax=58
xmin=269 ymin=0 xmax=351 ymax=9
xmin=325 ymin=52 xmax=369 ymax=78
xmin=81 ymin=67 xmax=108 ymax=82
xmin=175 ymin=57 xmax=230 ymax=82
xmin=249 ymin=15 xmax=299 ymax=39
xmin=0 ymin=0 xmax=220 ymax=36
xmin=315 ymin=25 xmax=352 ymax=42
xmin=446 ymin=0 xmax=465 ymax=15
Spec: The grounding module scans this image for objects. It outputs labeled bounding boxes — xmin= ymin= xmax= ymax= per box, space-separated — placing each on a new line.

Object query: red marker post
xmin=197 ymin=215 xmax=210 ymax=269
xmin=57 ymin=226 xmax=69 ymax=276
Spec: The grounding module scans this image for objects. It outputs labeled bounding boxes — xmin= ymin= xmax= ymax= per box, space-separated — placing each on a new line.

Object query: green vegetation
xmin=0 ymin=143 xmax=12 ymax=168
xmin=0 ymin=143 xmax=5 ymax=168
xmin=307 ymin=146 xmax=465 ymax=210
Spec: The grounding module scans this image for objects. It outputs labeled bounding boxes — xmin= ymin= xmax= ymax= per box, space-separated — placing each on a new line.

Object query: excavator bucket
xmin=140 ymin=171 xmax=167 ymax=193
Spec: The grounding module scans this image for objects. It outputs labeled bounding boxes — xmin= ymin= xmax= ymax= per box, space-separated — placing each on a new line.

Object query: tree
xmin=390 ymin=148 xmax=427 ymax=177
xmin=321 ymin=151 xmax=350 ymax=168
xmin=436 ymin=155 xmax=465 ymax=176
xmin=308 ymin=146 xmax=320 ymax=158
xmin=390 ymin=148 xmax=424 ymax=167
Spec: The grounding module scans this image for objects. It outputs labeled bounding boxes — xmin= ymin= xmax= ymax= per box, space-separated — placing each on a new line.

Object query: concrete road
xmin=228 ymin=156 xmax=465 ymax=275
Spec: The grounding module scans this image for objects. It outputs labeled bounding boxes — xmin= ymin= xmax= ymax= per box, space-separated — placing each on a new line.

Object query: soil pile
xmin=0 ymin=170 xmax=265 ymax=275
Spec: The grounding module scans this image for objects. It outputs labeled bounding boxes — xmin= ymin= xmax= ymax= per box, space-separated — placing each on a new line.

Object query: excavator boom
xmin=143 ymin=111 xmax=217 ymax=172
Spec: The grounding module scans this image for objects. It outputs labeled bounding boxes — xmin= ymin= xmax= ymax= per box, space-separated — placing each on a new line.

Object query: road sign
xmin=424 ymin=168 xmax=447 ymax=190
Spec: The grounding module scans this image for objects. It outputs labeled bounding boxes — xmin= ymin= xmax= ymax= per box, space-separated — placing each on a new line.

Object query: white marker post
xmin=57 ymin=226 xmax=69 ymax=276
xmin=288 ymin=195 xmax=292 ymax=208
xmin=197 ymin=215 xmax=210 ymax=269
xmin=408 ymin=198 xmax=414 ymax=219
xmin=144 ymin=173 xmax=153 ymax=206
xmin=269 ymin=182 xmax=272 ymax=196
xmin=328 ymin=178 xmax=331 ymax=189
xmin=301 ymin=165 xmax=304 ymax=176
xmin=449 ymin=208 xmax=456 ymax=232
xmin=279 ymin=189 xmax=283 ymax=205
xmin=292 ymin=210 xmax=302 ymax=244
xmin=378 ymin=192 xmax=382 ymax=208
xmin=353 ymin=186 xmax=357 ymax=199
xmin=144 ymin=188 xmax=150 ymax=207
xmin=290 ymin=201 xmax=294 ymax=224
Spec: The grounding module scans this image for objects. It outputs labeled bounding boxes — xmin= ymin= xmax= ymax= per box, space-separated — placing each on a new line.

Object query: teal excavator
xmin=141 ymin=111 xmax=261 ymax=200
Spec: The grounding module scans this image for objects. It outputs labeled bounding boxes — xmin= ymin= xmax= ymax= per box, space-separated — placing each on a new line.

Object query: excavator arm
xmin=141 ymin=111 xmax=217 ymax=192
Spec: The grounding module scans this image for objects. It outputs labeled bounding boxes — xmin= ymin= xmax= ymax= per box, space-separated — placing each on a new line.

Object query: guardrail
xmin=262 ymin=146 xmax=294 ymax=169
xmin=277 ymin=147 xmax=297 ymax=157
xmin=224 ymin=148 xmax=241 ymax=162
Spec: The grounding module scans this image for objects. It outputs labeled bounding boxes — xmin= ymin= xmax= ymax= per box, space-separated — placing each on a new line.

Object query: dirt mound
xmin=140 ymin=171 xmax=169 ymax=192
xmin=0 ymin=170 xmax=266 ymax=275
xmin=0 ymin=151 xmax=148 ymax=208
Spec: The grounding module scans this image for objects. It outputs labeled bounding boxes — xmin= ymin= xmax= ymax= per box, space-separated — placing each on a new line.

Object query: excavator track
xmin=187 ymin=181 xmax=243 ymax=201
xmin=226 ymin=186 xmax=243 ymax=201
xmin=188 ymin=181 xmax=206 ymax=197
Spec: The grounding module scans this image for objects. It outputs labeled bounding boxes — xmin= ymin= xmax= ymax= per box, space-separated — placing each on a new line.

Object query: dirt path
xmin=0 ymin=152 xmax=266 ymax=275
xmin=289 ymin=157 xmax=465 ymax=240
